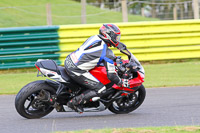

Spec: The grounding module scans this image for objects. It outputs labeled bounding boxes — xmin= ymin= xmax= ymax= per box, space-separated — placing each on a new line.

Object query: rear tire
xmin=108 ymin=84 xmax=146 ymax=114
xmin=15 ymin=80 xmax=56 ymax=119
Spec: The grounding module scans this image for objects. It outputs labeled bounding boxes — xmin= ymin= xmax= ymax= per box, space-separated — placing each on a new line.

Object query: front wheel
xmin=108 ymin=84 xmax=146 ymax=114
xmin=15 ymin=80 xmax=56 ymax=119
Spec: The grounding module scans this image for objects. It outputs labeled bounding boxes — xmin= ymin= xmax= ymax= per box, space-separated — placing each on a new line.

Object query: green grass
xmin=143 ymin=61 xmax=200 ymax=88
xmin=0 ymin=61 xmax=200 ymax=94
xmin=55 ymin=126 xmax=200 ymax=133
xmin=0 ymin=0 xmax=158 ymax=28
xmin=0 ymin=69 xmax=44 ymax=94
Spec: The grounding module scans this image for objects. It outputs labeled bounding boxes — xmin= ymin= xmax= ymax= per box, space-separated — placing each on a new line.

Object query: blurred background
xmin=0 ymin=0 xmax=200 ymax=93
xmin=0 ymin=0 xmax=199 ymax=27
xmin=0 ymin=2 xmax=200 ymax=132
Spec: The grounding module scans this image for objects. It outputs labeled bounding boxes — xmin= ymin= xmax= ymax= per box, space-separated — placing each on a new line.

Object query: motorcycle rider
xmin=64 ymin=24 xmax=144 ymax=113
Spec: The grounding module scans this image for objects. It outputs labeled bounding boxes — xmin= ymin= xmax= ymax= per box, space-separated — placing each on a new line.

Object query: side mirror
xmin=117 ymin=42 xmax=127 ymax=50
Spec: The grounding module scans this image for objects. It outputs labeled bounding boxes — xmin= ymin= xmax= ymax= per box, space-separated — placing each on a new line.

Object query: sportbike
xmin=15 ymin=43 xmax=146 ymax=119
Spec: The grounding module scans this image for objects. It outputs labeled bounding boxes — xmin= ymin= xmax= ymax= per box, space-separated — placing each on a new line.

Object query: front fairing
xmin=90 ymin=42 xmax=144 ymax=90
xmin=90 ymin=64 xmax=144 ymax=93
xmin=112 ymin=71 xmax=144 ymax=91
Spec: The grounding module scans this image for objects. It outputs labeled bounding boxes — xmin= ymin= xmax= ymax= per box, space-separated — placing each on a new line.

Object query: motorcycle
xmin=15 ymin=43 xmax=146 ymax=119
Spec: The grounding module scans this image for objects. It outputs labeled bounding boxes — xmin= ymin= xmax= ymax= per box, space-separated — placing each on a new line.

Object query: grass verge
xmin=55 ymin=126 xmax=200 ymax=133
xmin=0 ymin=61 xmax=200 ymax=94
xmin=0 ymin=0 xmax=158 ymax=28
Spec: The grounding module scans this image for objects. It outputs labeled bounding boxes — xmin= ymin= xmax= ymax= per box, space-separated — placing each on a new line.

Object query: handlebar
xmin=115 ymin=56 xmax=138 ymax=80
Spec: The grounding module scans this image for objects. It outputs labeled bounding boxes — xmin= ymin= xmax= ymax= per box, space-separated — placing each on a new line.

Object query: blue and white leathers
xmin=65 ymin=35 xmax=121 ymax=91
xmin=70 ymin=35 xmax=114 ymax=71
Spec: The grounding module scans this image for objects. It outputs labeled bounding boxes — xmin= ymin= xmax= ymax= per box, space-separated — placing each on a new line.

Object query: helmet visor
xmin=116 ymin=34 xmax=121 ymax=42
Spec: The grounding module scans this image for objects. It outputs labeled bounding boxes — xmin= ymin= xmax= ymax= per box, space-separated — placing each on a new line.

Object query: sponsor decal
xmin=65 ymin=56 xmax=76 ymax=68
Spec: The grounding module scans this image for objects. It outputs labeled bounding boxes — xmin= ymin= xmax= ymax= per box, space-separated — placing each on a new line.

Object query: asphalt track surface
xmin=0 ymin=86 xmax=200 ymax=133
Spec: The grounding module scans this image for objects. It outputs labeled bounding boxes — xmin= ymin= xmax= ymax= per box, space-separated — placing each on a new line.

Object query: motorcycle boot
xmin=67 ymin=90 xmax=99 ymax=113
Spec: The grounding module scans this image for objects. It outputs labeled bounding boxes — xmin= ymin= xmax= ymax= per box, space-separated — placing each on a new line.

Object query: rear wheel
xmin=108 ymin=85 xmax=146 ymax=114
xmin=15 ymin=80 xmax=56 ymax=119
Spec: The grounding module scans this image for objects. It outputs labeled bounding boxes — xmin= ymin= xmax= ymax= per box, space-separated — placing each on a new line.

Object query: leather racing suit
xmin=64 ymin=35 xmax=122 ymax=112
xmin=65 ymin=35 xmax=122 ymax=90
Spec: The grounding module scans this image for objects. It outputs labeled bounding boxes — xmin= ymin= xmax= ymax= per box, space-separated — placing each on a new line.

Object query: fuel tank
xmin=89 ymin=66 xmax=111 ymax=85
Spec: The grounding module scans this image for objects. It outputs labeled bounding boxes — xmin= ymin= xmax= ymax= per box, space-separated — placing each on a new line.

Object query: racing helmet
xmin=99 ymin=24 xmax=121 ymax=47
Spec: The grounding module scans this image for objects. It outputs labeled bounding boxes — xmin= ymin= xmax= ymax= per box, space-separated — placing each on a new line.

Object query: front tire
xmin=108 ymin=84 xmax=146 ymax=114
xmin=15 ymin=80 xmax=56 ymax=119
